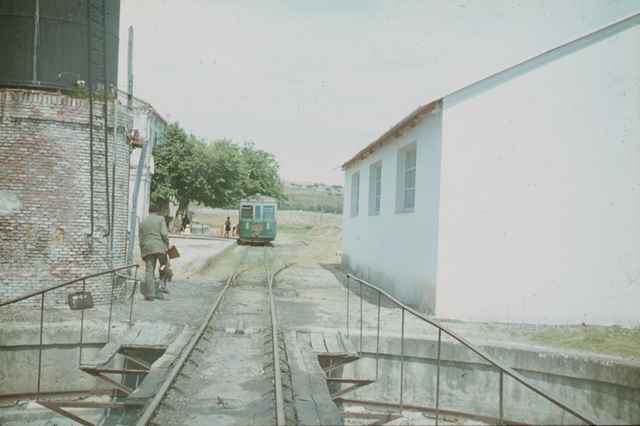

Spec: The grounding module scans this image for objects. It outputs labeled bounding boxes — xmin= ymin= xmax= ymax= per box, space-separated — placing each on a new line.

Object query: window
xmin=350 ymin=171 xmax=360 ymax=217
xmin=369 ymin=162 xmax=382 ymax=215
xmin=397 ymin=144 xmax=417 ymax=212
xmin=241 ymin=205 xmax=253 ymax=219
xmin=263 ymin=205 xmax=275 ymax=220
xmin=254 ymin=205 xmax=262 ymax=220
xmin=404 ymin=149 xmax=416 ymax=209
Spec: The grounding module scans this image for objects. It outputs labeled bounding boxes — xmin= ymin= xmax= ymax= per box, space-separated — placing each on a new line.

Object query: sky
xmin=117 ymin=0 xmax=639 ymax=185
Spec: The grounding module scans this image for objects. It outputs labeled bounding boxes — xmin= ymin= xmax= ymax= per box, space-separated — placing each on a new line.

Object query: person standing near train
xmin=224 ymin=216 xmax=232 ymax=238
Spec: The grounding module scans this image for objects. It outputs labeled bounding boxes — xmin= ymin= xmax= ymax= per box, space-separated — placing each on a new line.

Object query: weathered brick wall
xmin=0 ymin=88 xmax=134 ymax=305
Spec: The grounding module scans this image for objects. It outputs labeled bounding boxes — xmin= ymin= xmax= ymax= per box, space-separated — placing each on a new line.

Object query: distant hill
xmin=280 ymin=181 xmax=343 ymax=213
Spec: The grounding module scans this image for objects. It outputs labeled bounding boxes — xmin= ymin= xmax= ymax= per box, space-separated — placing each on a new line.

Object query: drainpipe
xmin=32 ymin=0 xmax=39 ymax=82
xmin=110 ymin=97 xmax=119 ymax=266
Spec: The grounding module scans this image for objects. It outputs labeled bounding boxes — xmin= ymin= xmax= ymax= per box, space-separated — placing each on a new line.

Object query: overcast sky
xmin=117 ymin=0 xmax=638 ymax=185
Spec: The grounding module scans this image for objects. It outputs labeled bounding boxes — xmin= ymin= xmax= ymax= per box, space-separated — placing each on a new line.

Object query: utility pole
xmin=127 ymin=26 xmax=134 ymax=109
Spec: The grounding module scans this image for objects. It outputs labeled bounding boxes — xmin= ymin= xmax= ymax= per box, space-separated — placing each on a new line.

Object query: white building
xmin=342 ymin=13 xmax=640 ymax=325
xmin=126 ymin=95 xmax=167 ymax=261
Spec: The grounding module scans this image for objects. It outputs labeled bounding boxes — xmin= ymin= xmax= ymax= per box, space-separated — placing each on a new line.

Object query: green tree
xmin=240 ymin=142 xmax=285 ymax=200
xmin=151 ymin=123 xmax=216 ymax=230
xmin=204 ymin=140 xmax=246 ymax=208
xmin=151 ymin=124 xmax=286 ymax=231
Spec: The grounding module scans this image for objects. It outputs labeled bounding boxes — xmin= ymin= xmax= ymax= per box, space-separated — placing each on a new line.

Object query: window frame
xmin=241 ymin=205 xmax=253 ymax=220
xmin=396 ymin=143 xmax=417 ymax=213
xmin=263 ymin=205 xmax=276 ymax=221
xmin=369 ymin=161 xmax=382 ymax=216
xmin=350 ymin=171 xmax=360 ymax=217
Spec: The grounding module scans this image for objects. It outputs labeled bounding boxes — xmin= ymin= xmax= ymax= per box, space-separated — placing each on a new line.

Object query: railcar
xmin=238 ymin=195 xmax=277 ymax=245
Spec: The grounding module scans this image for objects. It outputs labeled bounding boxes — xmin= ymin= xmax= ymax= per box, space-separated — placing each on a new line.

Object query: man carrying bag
xmin=139 ymin=207 xmax=170 ymax=301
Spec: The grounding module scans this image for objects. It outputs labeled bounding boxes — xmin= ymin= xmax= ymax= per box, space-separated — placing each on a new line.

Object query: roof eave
xmin=341 ymin=100 xmax=440 ymax=170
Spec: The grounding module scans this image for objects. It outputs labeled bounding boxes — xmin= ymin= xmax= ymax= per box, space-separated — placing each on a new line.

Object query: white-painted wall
xmin=436 ymin=22 xmax=640 ymax=324
xmin=343 ymin=18 xmax=639 ymax=325
xmin=343 ymin=111 xmax=443 ymax=312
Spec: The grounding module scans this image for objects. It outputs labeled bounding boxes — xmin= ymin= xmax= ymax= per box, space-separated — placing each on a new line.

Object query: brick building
xmin=0 ymin=88 xmax=133 ymax=304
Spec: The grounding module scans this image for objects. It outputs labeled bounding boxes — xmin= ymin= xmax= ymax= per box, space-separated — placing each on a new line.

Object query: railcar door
xmin=239 ymin=204 xmax=254 ymax=241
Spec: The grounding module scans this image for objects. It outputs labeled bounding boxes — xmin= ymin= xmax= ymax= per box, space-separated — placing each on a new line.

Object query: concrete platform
xmin=272 ymin=263 xmax=640 ymax=425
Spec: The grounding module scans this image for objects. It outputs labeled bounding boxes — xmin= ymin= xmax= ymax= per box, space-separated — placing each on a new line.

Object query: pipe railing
xmin=0 ymin=264 xmax=139 ymax=397
xmin=345 ymin=273 xmax=596 ymax=426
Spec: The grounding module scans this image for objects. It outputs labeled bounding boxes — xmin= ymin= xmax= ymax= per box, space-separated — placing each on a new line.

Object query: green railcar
xmin=238 ymin=196 xmax=277 ymax=244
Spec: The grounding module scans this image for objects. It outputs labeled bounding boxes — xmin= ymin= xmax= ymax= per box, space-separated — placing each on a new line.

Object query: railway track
xmin=135 ymin=246 xmax=293 ymax=426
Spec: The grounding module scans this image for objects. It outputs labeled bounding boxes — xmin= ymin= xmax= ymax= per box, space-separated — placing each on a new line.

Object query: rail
xmin=264 ymin=248 xmax=287 ymax=425
xmin=0 ymin=264 xmax=139 ymax=398
xmin=135 ymin=272 xmax=238 ymax=425
xmin=344 ymin=273 xmax=597 ymax=426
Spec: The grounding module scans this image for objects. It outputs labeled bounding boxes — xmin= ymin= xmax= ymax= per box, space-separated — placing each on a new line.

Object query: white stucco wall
xmin=436 ymin=21 xmax=640 ymax=324
xmin=343 ymin=111 xmax=443 ymax=312
xmin=128 ymin=109 xmax=161 ymax=227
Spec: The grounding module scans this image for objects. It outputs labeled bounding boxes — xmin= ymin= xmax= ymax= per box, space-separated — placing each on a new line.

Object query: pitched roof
xmin=342 ymin=11 xmax=640 ymax=170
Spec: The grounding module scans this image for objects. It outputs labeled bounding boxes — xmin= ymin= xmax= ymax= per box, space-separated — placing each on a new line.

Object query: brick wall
xmin=0 ymin=88 xmax=134 ymax=305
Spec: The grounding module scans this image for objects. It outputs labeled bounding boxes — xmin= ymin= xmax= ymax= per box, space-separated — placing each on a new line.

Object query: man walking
xmin=139 ymin=207 xmax=170 ymax=301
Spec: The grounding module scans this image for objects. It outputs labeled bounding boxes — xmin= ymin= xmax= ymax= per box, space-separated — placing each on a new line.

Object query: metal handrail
xmin=0 ymin=264 xmax=139 ymax=397
xmin=345 ymin=273 xmax=596 ymax=425
xmin=0 ymin=264 xmax=138 ymax=307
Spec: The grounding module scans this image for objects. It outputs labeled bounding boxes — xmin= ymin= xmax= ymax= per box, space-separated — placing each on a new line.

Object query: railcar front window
xmin=241 ymin=205 xmax=253 ymax=219
xmin=263 ymin=205 xmax=275 ymax=220
xmin=255 ymin=205 xmax=262 ymax=220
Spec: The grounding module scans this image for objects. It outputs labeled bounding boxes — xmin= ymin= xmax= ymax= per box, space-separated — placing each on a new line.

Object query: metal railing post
xmin=78 ymin=279 xmax=86 ymax=367
xmin=37 ymin=293 xmax=45 ymax=393
xmin=435 ymin=328 xmax=442 ymax=426
xmin=129 ymin=265 xmax=138 ymax=326
xmin=499 ymin=371 xmax=504 ymax=425
xmin=400 ymin=307 xmax=405 ymax=411
xmin=359 ymin=281 xmax=363 ymax=352
xmin=346 ymin=274 xmax=350 ymax=337
xmin=376 ymin=291 xmax=381 ymax=380
xmin=107 ymin=272 xmax=115 ymax=341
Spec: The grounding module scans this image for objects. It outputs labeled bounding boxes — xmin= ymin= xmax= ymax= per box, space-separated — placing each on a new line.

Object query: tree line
xmin=150 ymin=123 xmax=284 ymax=230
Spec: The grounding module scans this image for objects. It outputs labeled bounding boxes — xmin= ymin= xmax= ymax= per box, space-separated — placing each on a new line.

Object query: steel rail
xmin=264 ymin=248 xmax=287 ymax=426
xmin=135 ymin=272 xmax=238 ymax=426
xmin=346 ymin=273 xmax=597 ymax=426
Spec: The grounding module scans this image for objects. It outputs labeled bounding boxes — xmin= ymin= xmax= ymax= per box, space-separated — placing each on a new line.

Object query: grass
xmin=278 ymin=223 xmax=314 ymax=237
xmin=280 ymin=187 xmax=343 ymax=214
xmin=530 ymin=326 xmax=640 ymax=359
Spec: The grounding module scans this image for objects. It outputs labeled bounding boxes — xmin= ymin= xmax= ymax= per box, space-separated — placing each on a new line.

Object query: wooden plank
xmin=85 ymin=367 xmax=148 ymax=375
xmin=36 ymin=401 xmax=95 ymax=426
xmin=44 ymin=401 xmax=128 ymax=409
xmin=309 ymin=332 xmax=328 ymax=353
xmin=0 ymin=389 xmax=112 ymax=402
xmin=288 ymin=331 xmax=343 ymax=426
xmin=81 ymin=369 xmax=132 ymax=395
